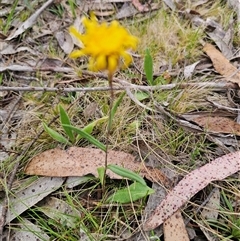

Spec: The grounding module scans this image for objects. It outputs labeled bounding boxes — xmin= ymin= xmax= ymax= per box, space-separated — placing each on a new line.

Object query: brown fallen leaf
xmin=164 ymin=211 xmax=190 ymax=241
xmin=143 ymin=172 xmax=189 ymax=240
xmin=192 ymin=116 xmax=240 ymax=135
xmin=203 ymin=43 xmax=240 ymax=86
xmin=3 ymin=177 xmax=65 ymax=224
xmin=25 ymin=147 xmax=170 ymax=186
xmin=143 ymin=151 xmax=240 ymax=231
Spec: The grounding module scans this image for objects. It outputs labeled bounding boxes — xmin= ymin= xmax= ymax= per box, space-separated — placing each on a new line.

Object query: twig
xmin=0 ymin=86 xmax=123 ymax=92
xmin=114 ymin=79 xmax=238 ymax=91
xmin=125 ymin=87 xmax=154 ymax=111
xmin=206 ymin=97 xmax=240 ymax=111
xmin=0 ymin=81 xmax=237 ymax=93
xmin=0 ymin=63 xmax=238 ymax=91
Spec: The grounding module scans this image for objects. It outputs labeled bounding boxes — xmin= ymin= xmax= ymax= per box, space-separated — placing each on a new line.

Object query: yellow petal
xmin=88 ymin=57 xmax=97 ymax=72
xmin=120 ymin=51 xmax=132 ymax=68
xmin=128 ymin=36 xmax=138 ymax=50
xmin=68 ymin=13 xmax=138 ymax=75
xmin=107 ymin=55 xmax=119 ymax=74
xmin=96 ymin=55 xmax=107 ymax=71
xmin=82 ymin=13 xmax=98 ymax=31
xmin=69 ymin=50 xmax=84 ymax=58
xmin=89 ymin=12 xmax=98 ymax=23
xmin=69 ymin=26 xmax=83 ymax=41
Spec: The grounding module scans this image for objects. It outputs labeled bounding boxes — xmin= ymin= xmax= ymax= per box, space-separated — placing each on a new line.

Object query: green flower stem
xmin=102 ymin=72 xmax=114 ymax=194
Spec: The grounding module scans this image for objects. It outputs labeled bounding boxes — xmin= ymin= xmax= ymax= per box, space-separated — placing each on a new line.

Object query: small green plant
xmin=97 ymin=164 xmax=154 ymax=204
xmin=0 ymin=73 xmax=3 ymax=85
xmin=43 ymin=102 xmax=154 ymax=203
xmin=3 ymin=0 xmax=19 ymax=34
xmin=207 ymin=190 xmax=240 ymax=240
xmin=144 ymin=49 xmax=154 ymax=86
xmin=133 ymin=48 xmax=155 ymax=101
xmin=136 ymin=49 xmax=168 ymax=101
xmin=43 ymin=104 xmax=106 ymax=150
xmin=48 ymin=3 xmax=64 ymax=18
xmin=67 ymin=0 xmax=76 ymax=18
xmin=106 ymin=164 xmax=154 ymax=203
xmin=43 ymin=92 xmax=126 ymax=150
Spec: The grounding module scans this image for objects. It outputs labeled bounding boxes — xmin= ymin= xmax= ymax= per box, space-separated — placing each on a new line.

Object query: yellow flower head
xmin=69 ymin=14 xmax=138 ymax=75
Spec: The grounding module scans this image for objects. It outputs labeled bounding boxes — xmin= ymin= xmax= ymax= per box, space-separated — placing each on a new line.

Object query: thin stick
xmin=0 ymin=81 xmax=237 ymax=93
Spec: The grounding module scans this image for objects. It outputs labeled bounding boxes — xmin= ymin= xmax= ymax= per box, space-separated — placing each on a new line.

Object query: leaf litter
xmin=24 ymin=147 xmax=170 ymax=186
xmin=10 ymin=218 xmax=50 ymax=241
xmin=0 ymin=177 xmax=64 ymax=224
xmin=0 ymin=0 xmax=240 ymax=240
xmin=144 ymin=151 xmax=240 ymax=230
xmin=203 ymin=43 xmax=240 ymax=85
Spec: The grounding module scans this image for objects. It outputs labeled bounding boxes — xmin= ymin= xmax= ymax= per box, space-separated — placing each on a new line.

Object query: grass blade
xmin=59 ymin=105 xmax=74 ymax=142
xmin=76 ymin=117 xmax=108 ymax=142
xmin=62 ymin=124 xmax=106 ymax=152
xmin=144 ymin=49 xmax=153 ymax=85
xmin=43 ymin=123 xmax=69 ymax=145
xmin=109 ymin=92 xmax=125 ymax=128
xmin=107 ymin=164 xmax=146 ymax=186
xmin=97 ymin=167 xmax=105 ymax=186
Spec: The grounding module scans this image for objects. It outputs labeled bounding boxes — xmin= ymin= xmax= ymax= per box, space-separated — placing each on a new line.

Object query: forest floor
xmin=0 ymin=0 xmax=240 ymax=240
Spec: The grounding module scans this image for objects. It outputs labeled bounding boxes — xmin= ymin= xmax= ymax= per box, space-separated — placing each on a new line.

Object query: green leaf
xmin=109 ymin=92 xmax=125 ymax=128
xmin=97 ymin=167 xmax=105 ymax=186
xmin=59 ymin=105 xmax=74 ymax=142
xmin=76 ymin=117 xmax=108 ymax=142
xmin=43 ymin=123 xmax=69 ymax=145
xmin=144 ymin=49 xmax=153 ymax=85
xmin=107 ymin=182 xmax=154 ymax=203
xmin=107 ymin=164 xmax=146 ymax=186
xmin=62 ymin=124 xmax=106 ymax=152
xmin=134 ymin=91 xmax=149 ymax=101
xmin=110 ymin=92 xmax=125 ymax=120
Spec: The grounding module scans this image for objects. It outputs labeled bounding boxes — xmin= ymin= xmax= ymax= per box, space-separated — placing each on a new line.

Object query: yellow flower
xmin=69 ymin=14 xmax=138 ymax=75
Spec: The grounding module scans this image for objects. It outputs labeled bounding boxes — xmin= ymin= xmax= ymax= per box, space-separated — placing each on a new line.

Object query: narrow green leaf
xmin=62 ymin=124 xmax=106 ymax=152
xmin=144 ymin=49 xmax=153 ymax=85
xmin=3 ymin=0 xmax=19 ymax=33
xmin=107 ymin=182 xmax=154 ymax=203
xmin=76 ymin=117 xmax=108 ymax=142
xmin=97 ymin=167 xmax=105 ymax=186
xmin=109 ymin=92 xmax=125 ymax=128
xmin=111 ymin=92 xmax=125 ymax=120
xmin=107 ymin=164 xmax=146 ymax=186
xmin=43 ymin=123 xmax=69 ymax=144
xmin=59 ymin=105 xmax=74 ymax=142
